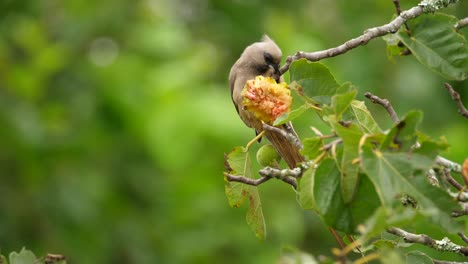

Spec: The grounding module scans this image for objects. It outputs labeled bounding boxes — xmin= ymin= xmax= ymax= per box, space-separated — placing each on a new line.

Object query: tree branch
xmin=455 ymin=17 xmax=468 ymax=31
xmin=434 ymin=260 xmax=468 ymax=264
xmin=451 ymin=203 xmax=468 ymax=217
xmin=279 ymin=0 xmax=459 ymax=74
xmin=364 ymin=92 xmax=463 ymax=174
xmin=436 ymin=156 xmax=463 ymax=174
xmin=225 ymin=160 xmax=315 ymax=189
xmin=458 ymin=232 xmax=468 ymax=244
xmin=387 ymin=227 xmax=468 ymax=256
xmin=364 ymin=92 xmax=400 ymax=123
xmin=225 ymin=173 xmax=271 ymax=186
xmin=281 ymin=5 xmax=423 ymax=74
xmin=258 ymin=167 xmax=300 ymax=188
xmin=441 ymin=168 xmax=464 ymax=191
xmin=443 ymin=83 xmax=468 ymax=119
xmin=392 ymin=0 xmax=411 ymax=32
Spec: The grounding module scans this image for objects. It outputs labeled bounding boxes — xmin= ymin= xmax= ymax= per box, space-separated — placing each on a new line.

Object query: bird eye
xmin=264 ymin=52 xmax=274 ymax=65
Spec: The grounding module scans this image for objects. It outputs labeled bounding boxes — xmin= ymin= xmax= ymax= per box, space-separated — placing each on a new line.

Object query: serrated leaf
xmin=224 ymin=147 xmax=266 ymax=239
xmin=331 ymin=122 xmax=362 ymax=203
xmin=300 ymin=137 xmax=323 ymax=160
xmin=9 ymin=248 xmax=36 ymax=264
xmin=245 ymin=184 xmax=266 ymax=240
xmin=359 ymin=206 xmax=417 ymax=241
xmin=274 ymin=103 xmax=309 ymax=126
xmin=380 ymin=111 xmax=421 ymax=152
xmin=331 ymin=84 xmax=357 ymax=118
xmin=360 ymin=140 xmax=461 ymax=232
xmin=397 ymin=13 xmax=468 ymax=81
xmin=224 ymin=147 xmax=249 ymax=208
xmin=289 ymin=59 xmax=340 ymax=104
xmin=349 ymin=100 xmax=382 ymax=134
xmin=406 ymin=251 xmax=433 ymax=264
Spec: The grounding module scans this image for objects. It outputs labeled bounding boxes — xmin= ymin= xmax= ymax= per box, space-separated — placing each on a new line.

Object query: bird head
xmin=241 ymin=35 xmax=282 ymax=82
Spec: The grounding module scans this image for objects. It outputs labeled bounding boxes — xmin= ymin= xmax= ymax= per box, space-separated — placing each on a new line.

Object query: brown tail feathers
xmin=264 ymin=124 xmax=304 ymax=169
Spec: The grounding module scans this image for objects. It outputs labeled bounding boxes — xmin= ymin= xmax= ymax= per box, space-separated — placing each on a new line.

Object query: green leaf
xmin=383 ymin=33 xmax=406 ymax=62
xmin=325 ymin=83 xmax=357 ymax=118
xmin=349 ymin=100 xmax=382 ymax=134
xmin=9 ymin=248 xmax=36 ymax=264
xmin=397 ymin=13 xmax=468 ymax=81
xmin=313 ymin=158 xmax=349 ymax=230
xmin=360 ymin=141 xmax=461 ymax=232
xmin=245 ymin=183 xmax=266 ymax=240
xmin=278 ymin=246 xmax=319 ymax=264
xmin=273 ymin=103 xmax=309 ymax=126
xmin=359 ymin=206 xmax=417 ymax=241
xmin=298 ymin=167 xmax=315 ymax=210
xmin=406 ymin=251 xmax=433 ymax=264
xmin=380 ymin=249 xmax=405 ymax=264
xmin=289 ymin=59 xmax=340 ymax=104
xmin=300 ymin=137 xmax=323 ymax=160
xmin=312 ymin=159 xmax=379 ymax=233
xmin=380 ymin=111 xmax=422 ymax=152
xmin=331 ymin=121 xmax=362 ymax=203
xmin=224 ymin=147 xmax=266 ymax=239
xmin=0 ymin=254 xmax=7 ymax=264
xmin=224 ymin=147 xmax=249 ymax=208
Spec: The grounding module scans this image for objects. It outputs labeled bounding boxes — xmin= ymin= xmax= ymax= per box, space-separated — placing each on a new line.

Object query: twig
xmin=364 ymin=92 xmax=399 ymax=123
xmin=322 ymin=139 xmax=343 ymax=151
xmin=280 ymin=5 xmax=426 ymax=74
xmin=449 ymin=191 xmax=468 ymax=202
xmin=392 ymin=0 xmax=403 ymax=14
xmin=458 ymin=232 xmax=468 ymax=244
xmin=258 ymin=167 xmax=300 ymax=188
xmin=441 ymin=168 xmax=464 ymax=191
xmin=452 ymin=203 xmax=468 ymax=217
xmin=387 ymin=227 xmax=468 ymax=256
xmin=392 ymin=0 xmax=411 ymax=32
xmin=225 ymin=173 xmax=271 ymax=186
xmin=364 ymin=92 xmax=463 ymax=174
xmin=455 ymin=17 xmax=468 ymax=31
xmin=262 ymin=123 xmax=303 ymax=149
xmin=443 ymin=83 xmax=468 ymax=119
xmin=427 ymin=169 xmax=439 ymax=186
xmin=434 ymin=260 xmax=468 ymax=264
xmin=259 ymin=166 xmax=302 ymax=178
xmin=436 ymin=156 xmax=462 ymax=174
xmin=226 ymin=160 xmax=315 ymax=188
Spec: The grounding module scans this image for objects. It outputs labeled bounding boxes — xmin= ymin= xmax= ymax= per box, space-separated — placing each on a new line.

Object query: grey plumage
xmin=229 ymin=35 xmax=304 ymax=169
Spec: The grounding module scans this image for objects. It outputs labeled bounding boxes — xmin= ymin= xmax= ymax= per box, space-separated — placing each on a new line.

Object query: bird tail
xmin=264 ymin=124 xmax=304 ymax=169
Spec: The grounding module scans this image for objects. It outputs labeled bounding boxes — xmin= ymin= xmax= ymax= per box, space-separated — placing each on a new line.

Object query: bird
xmin=229 ymin=35 xmax=304 ymax=169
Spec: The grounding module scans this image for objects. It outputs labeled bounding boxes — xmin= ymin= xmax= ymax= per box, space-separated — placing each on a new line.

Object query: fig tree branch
xmin=455 ymin=17 xmax=468 ymax=30
xmin=387 ymin=227 xmax=468 ymax=256
xmin=443 ymin=83 xmax=468 ymax=119
xmin=364 ymin=92 xmax=463 ymax=174
xmin=364 ymin=92 xmax=399 ymax=123
xmin=225 ymin=173 xmax=272 ymax=186
xmin=392 ymin=0 xmax=411 ymax=32
xmin=280 ymin=0 xmax=459 ymax=74
xmin=458 ymin=232 xmax=468 ymax=244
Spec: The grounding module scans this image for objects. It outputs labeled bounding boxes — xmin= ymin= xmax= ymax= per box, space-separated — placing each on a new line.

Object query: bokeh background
xmin=0 ymin=0 xmax=466 ymax=263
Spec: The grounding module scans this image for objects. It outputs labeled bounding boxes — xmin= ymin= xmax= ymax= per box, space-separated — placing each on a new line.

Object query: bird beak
xmin=270 ymin=64 xmax=281 ymax=82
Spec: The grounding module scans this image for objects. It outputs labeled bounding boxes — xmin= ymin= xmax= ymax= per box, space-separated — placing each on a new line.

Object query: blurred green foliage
xmin=0 ymin=0 xmax=466 ymax=263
